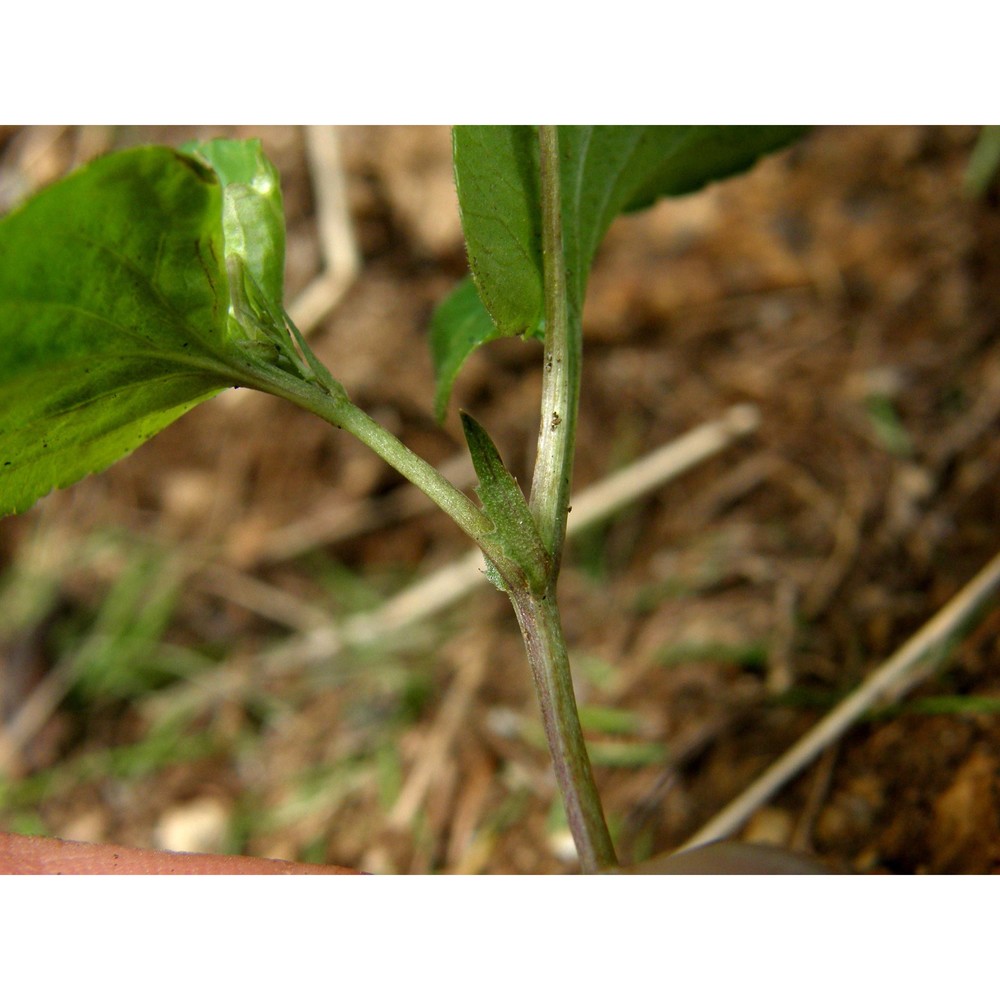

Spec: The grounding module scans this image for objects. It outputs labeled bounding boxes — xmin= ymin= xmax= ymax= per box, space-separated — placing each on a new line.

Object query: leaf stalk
xmin=236 ymin=360 xmax=497 ymax=552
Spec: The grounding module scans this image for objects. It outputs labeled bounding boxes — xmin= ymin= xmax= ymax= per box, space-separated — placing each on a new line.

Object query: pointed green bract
xmin=434 ymin=126 xmax=808 ymax=417
xmin=0 ymin=145 xmax=273 ymax=516
xmin=460 ymin=411 xmax=550 ymax=593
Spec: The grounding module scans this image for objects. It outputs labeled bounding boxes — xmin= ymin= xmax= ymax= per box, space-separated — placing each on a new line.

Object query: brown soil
xmin=2 ymin=125 xmax=999 ymax=874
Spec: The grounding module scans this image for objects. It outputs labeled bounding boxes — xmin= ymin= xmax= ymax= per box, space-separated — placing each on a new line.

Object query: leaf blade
xmin=618 ymin=125 xmax=810 ymax=210
xmin=181 ymin=138 xmax=286 ymax=324
xmin=0 ymin=146 xmax=239 ymax=515
xmin=452 ymin=126 xmax=544 ymax=337
xmin=429 ymin=276 xmax=503 ymax=423
xmin=449 ymin=125 xmax=808 ymax=349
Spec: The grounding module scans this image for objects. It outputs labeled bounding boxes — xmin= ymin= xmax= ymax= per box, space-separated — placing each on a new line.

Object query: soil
xmin=1 ymin=125 xmax=999 ymax=874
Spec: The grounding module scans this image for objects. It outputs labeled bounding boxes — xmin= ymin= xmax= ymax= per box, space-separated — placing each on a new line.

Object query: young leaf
xmin=429 ymin=277 xmax=503 ymax=422
xmin=442 ymin=126 xmax=808 ymax=400
xmin=181 ymin=138 xmax=286 ymax=334
xmin=460 ymin=411 xmax=550 ymax=593
xmin=452 ymin=126 xmax=543 ymax=338
xmin=0 ymin=147 xmax=251 ymax=516
xmin=429 ymin=277 xmax=547 ymax=423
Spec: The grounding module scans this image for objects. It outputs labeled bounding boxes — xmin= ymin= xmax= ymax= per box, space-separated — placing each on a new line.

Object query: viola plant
xmin=0 ymin=126 xmax=805 ymax=872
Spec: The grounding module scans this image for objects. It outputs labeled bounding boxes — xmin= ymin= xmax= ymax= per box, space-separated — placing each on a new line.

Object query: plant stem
xmin=237 ymin=362 xmax=496 ymax=552
xmin=240 ymin=126 xmax=617 ymax=872
xmin=509 ymin=584 xmax=618 ymax=872
xmin=521 ymin=126 xmax=617 ymax=872
xmin=529 ymin=125 xmax=579 ymax=573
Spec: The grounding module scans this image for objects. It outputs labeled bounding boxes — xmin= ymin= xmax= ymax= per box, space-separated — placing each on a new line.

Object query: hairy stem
xmin=529 ymin=125 xmax=580 ymax=573
xmin=509 ymin=585 xmax=617 ymax=872
xmin=239 ymin=126 xmax=616 ymax=872
xmin=237 ymin=362 xmax=496 ymax=552
xmin=521 ymin=126 xmax=617 ymax=871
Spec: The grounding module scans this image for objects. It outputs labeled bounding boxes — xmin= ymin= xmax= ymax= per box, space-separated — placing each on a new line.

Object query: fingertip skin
xmin=1 ymin=832 xmax=833 ymax=874
xmin=0 ymin=832 xmax=365 ymax=875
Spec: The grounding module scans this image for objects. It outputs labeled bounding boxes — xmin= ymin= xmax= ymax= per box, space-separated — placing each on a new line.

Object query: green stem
xmin=508 ymin=584 xmax=617 ymax=872
xmin=520 ymin=126 xmax=617 ymax=872
xmin=529 ymin=125 xmax=580 ymax=573
xmin=236 ymin=126 xmax=616 ymax=872
xmin=236 ymin=362 xmax=496 ymax=551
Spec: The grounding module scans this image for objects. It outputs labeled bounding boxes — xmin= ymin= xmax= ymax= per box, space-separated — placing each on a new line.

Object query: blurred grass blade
xmin=964 ymin=125 xmax=1000 ymax=198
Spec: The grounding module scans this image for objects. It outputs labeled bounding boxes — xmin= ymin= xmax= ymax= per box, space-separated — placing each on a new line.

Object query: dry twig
xmin=287 ymin=125 xmax=360 ymax=334
xmin=680 ymin=547 xmax=1000 ymax=851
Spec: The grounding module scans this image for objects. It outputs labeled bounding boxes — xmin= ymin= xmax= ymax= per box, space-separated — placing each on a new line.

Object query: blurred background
xmin=1 ymin=125 xmax=999 ymax=873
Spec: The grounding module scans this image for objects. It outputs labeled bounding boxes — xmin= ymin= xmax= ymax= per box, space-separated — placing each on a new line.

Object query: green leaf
xmin=460 ymin=411 xmax=550 ymax=593
xmin=429 ymin=277 xmax=503 ymax=422
xmin=430 ymin=276 xmax=546 ymax=423
xmin=556 ymin=126 xmax=809 ymax=309
xmin=181 ymin=138 xmax=286 ymax=336
xmin=452 ymin=126 xmax=543 ymax=337
xmin=182 ymin=139 xmax=333 ymax=392
xmin=445 ymin=125 xmax=807 ymax=386
xmin=618 ymin=126 xmax=810 ymax=209
xmin=0 ymin=146 xmax=247 ymax=516
xmin=964 ymin=125 xmax=1000 ymax=198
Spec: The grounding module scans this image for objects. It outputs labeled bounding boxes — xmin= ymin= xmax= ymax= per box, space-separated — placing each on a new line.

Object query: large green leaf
xmin=433 ymin=126 xmax=807 ymax=418
xmin=0 ymin=146 xmax=250 ymax=516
